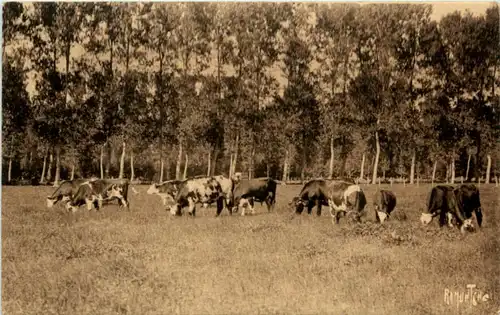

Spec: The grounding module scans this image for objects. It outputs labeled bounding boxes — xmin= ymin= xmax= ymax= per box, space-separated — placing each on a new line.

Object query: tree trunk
xmin=119 ymin=141 xmax=126 ymax=179
xmin=70 ymin=161 xmax=75 ymax=180
xmin=329 ymin=135 xmax=335 ymax=179
xmin=175 ymin=142 xmax=183 ymax=180
xmin=232 ymin=134 xmax=239 ymax=177
xmin=360 ymin=153 xmax=365 ymax=181
xmin=465 ymin=154 xmax=472 ymax=181
xmin=372 ymin=131 xmax=380 ymax=185
xmin=8 ymin=158 xmax=12 ymax=183
xmin=266 ymin=163 xmax=270 ymax=177
xmin=46 ymin=151 xmax=53 ymax=182
xmin=431 ymin=160 xmax=437 ymax=185
xmin=100 ymin=145 xmax=104 ymax=179
xmin=445 ymin=163 xmax=450 ymax=184
xmin=105 ymin=141 xmax=110 ymax=178
xmin=450 ymin=160 xmax=455 ymax=184
xmin=282 ymin=150 xmax=289 ymax=182
xmin=207 ymin=151 xmax=211 ymax=177
xmin=229 ymin=153 xmax=234 ymax=178
xmin=160 ymin=159 xmax=164 ymax=183
xmin=410 ymin=150 xmax=416 ymax=184
xmin=53 ymin=147 xmax=61 ymax=187
xmin=130 ymin=152 xmax=135 ymax=182
xmin=210 ymin=147 xmax=220 ymax=177
xmin=183 ymin=154 xmax=189 ymax=180
xmin=485 ymin=154 xmax=491 ymax=184
xmin=40 ymin=151 xmax=47 ymax=184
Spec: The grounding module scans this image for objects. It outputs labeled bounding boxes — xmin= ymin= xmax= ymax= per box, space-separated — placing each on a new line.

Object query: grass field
xmin=2 ymin=183 xmax=499 ymax=315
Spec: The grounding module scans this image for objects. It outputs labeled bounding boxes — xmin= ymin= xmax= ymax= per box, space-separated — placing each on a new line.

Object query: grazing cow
xmin=290 ymin=179 xmax=330 ymax=216
xmin=66 ymin=179 xmax=130 ymax=213
xmin=373 ymin=189 xmax=397 ymax=223
xmin=326 ymin=181 xmax=367 ymax=224
xmin=214 ymin=175 xmax=235 ymax=210
xmin=454 ymin=184 xmax=483 ymax=228
xmin=420 ymin=185 xmax=475 ymax=233
xmin=147 ymin=180 xmax=185 ymax=208
xmin=232 ymin=178 xmax=277 ymax=216
xmin=170 ymin=176 xmax=224 ymax=216
xmin=46 ymin=179 xmax=87 ymax=208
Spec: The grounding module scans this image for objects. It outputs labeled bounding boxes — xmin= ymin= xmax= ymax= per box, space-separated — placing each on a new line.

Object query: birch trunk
xmin=160 ymin=159 xmax=164 ymax=183
xmin=450 ymin=160 xmax=455 ymax=184
xmin=46 ymin=151 xmax=53 ymax=182
xmin=372 ymin=131 xmax=380 ymax=185
xmin=119 ymin=141 xmax=126 ymax=179
xmin=282 ymin=150 xmax=288 ymax=182
xmin=431 ymin=160 xmax=437 ymax=185
xmin=360 ymin=153 xmax=365 ymax=181
xmin=410 ymin=151 xmax=416 ymax=184
xmin=465 ymin=154 xmax=471 ymax=181
xmin=130 ymin=152 xmax=135 ymax=182
xmin=207 ymin=151 xmax=211 ymax=177
xmin=53 ymin=147 xmax=61 ymax=187
xmin=175 ymin=142 xmax=183 ymax=180
xmin=70 ymin=162 xmax=75 ymax=180
xmin=485 ymin=154 xmax=491 ymax=184
xmin=329 ymin=135 xmax=335 ymax=179
xmin=8 ymin=158 xmax=12 ymax=183
xmin=232 ymin=134 xmax=239 ymax=176
xmin=183 ymin=154 xmax=188 ymax=180
xmin=100 ymin=146 xmax=104 ymax=179
xmin=229 ymin=153 xmax=234 ymax=178
xmin=40 ymin=152 xmax=47 ymax=184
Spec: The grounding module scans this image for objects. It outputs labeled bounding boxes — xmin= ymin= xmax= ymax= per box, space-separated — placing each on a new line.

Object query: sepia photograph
xmin=1 ymin=1 xmax=499 ymax=314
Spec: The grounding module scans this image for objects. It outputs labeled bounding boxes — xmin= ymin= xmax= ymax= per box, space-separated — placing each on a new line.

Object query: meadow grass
xmin=2 ymin=183 xmax=499 ymax=315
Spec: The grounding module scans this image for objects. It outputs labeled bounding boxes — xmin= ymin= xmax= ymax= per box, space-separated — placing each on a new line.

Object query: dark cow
xmin=232 ymin=178 xmax=277 ymax=216
xmin=326 ymin=181 xmax=367 ymax=224
xmin=290 ymin=179 xmax=330 ymax=216
xmin=147 ymin=180 xmax=185 ymax=208
xmin=170 ymin=176 xmax=224 ymax=216
xmin=420 ymin=185 xmax=480 ymax=233
xmin=46 ymin=179 xmax=88 ymax=208
xmin=373 ymin=189 xmax=397 ymax=223
xmin=66 ymin=179 xmax=130 ymax=213
xmin=455 ymin=184 xmax=483 ymax=228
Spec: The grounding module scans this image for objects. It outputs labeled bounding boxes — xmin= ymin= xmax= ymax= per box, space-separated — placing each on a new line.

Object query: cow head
xmin=373 ymin=204 xmax=388 ymax=223
xmin=289 ymin=196 xmax=306 ymax=213
xmin=147 ymin=183 xmax=159 ymax=195
xmin=420 ymin=212 xmax=433 ymax=225
xmin=460 ymin=219 xmax=475 ymax=234
xmin=66 ymin=202 xmax=78 ymax=213
xmin=46 ymin=196 xmax=56 ymax=208
xmin=169 ymin=203 xmax=182 ymax=216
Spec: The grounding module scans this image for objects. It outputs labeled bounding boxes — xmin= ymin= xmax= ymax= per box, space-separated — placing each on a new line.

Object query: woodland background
xmin=2 ymin=2 xmax=499 ymax=186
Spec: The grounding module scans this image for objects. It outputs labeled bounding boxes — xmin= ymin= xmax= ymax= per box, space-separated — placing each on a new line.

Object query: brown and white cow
xmin=66 ymin=179 xmax=130 ymax=213
xmin=372 ymin=189 xmax=397 ymax=223
xmin=147 ymin=180 xmax=185 ymax=208
xmin=289 ymin=179 xmax=332 ymax=216
xmin=326 ymin=181 xmax=367 ymax=224
xmin=46 ymin=179 xmax=88 ymax=208
xmin=170 ymin=176 xmax=225 ymax=216
xmin=232 ymin=178 xmax=277 ymax=216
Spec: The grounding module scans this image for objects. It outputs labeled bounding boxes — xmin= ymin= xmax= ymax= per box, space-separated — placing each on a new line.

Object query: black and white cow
xmin=420 ymin=185 xmax=480 ymax=233
xmin=326 ymin=181 xmax=367 ymax=224
xmin=170 ymin=176 xmax=224 ymax=216
xmin=147 ymin=180 xmax=185 ymax=208
xmin=232 ymin=178 xmax=277 ymax=216
xmin=46 ymin=179 xmax=88 ymax=208
xmin=66 ymin=179 xmax=130 ymax=213
xmin=290 ymin=179 xmax=331 ymax=216
xmin=373 ymin=189 xmax=397 ymax=223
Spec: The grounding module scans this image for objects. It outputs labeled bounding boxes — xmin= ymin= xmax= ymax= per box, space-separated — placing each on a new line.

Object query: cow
xmin=289 ymin=179 xmax=331 ymax=216
xmin=46 ymin=179 xmax=87 ymax=208
xmin=66 ymin=179 xmax=130 ymax=213
xmin=372 ymin=189 xmax=397 ymax=223
xmin=420 ymin=185 xmax=481 ymax=233
xmin=147 ymin=180 xmax=185 ymax=208
xmin=326 ymin=180 xmax=367 ymax=224
xmin=231 ymin=178 xmax=277 ymax=216
xmin=170 ymin=176 xmax=224 ymax=216
xmin=214 ymin=175 xmax=236 ymax=210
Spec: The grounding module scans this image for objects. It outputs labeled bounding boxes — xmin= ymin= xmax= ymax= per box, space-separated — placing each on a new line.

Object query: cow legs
xmin=249 ymin=198 xmax=256 ymax=215
xmin=216 ymin=197 xmax=225 ymax=217
xmin=187 ymin=198 xmax=196 ymax=216
xmin=317 ymin=202 xmax=322 ymax=216
xmin=307 ymin=201 xmax=314 ymax=215
xmin=475 ymin=208 xmax=483 ymax=227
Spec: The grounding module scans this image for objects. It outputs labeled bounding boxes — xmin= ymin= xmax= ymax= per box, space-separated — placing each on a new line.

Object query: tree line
xmin=2 ymin=2 xmax=499 ymax=186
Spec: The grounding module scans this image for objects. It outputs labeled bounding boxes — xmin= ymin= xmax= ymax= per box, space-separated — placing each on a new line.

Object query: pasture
xmin=2 ymin=183 xmax=499 ymax=315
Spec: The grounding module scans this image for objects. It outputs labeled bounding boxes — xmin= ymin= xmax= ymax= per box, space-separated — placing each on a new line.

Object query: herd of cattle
xmin=45 ymin=174 xmax=484 ymax=233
